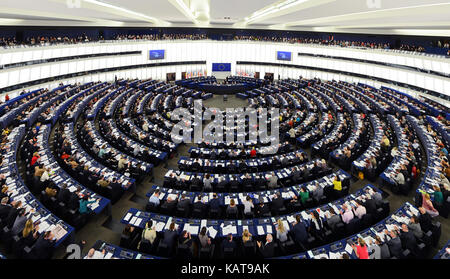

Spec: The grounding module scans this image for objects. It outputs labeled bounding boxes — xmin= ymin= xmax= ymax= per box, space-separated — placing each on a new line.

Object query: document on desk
xmin=155 ymin=222 xmax=165 ymax=232
xmin=409 ymin=206 xmax=419 ymax=216
xmin=315 ymin=253 xmax=328 ymax=259
xmin=287 ymin=215 xmax=296 ymax=224
xmin=344 ymin=243 xmax=353 ymax=255
xmin=104 ymin=252 xmax=113 ymax=259
xmin=68 ymin=186 xmax=78 ymax=192
xmin=229 ymin=225 xmax=237 ymax=235
xmin=134 ymin=218 xmax=142 ymax=227
xmin=187 ymin=225 xmax=199 ymax=235
xmin=224 ymin=196 xmax=231 ymax=205
xmin=208 ymin=227 xmax=217 ymax=239
xmin=301 ymin=211 xmax=310 ymax=220
xmin=266 ymin=225 xmax=273 ymax=234
xmin=130 ymin=216 xmax=137 ymax=225
xmin=52 ymin=224 xmax=68 ymax=241
xmin=257 ymin=226 xmax=265 ymax=235
xmin=222 ymin=225 xmax=229 ymax=235
xmin=200 ymin=219 xmax=207 ymax=229
xmin=38 ymin=221 xmax=50 ymax=233
xmin=90 ymin=201 xmax=100 ymax=211
xmin=329 ymin=251 xmax=338 ymax=259
xmin=183 ymin=223 xmax=190 ymax=232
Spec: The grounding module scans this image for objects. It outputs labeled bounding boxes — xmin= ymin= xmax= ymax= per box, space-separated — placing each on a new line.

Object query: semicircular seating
xmin=1 ymin=73 xmax=448 ymax=260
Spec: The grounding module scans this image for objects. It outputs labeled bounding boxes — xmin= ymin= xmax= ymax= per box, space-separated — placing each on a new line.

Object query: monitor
xmin=149 ymin=50 xmax=165 ymax=60
xmin=277 ymin=51 xmax=292 ymax=61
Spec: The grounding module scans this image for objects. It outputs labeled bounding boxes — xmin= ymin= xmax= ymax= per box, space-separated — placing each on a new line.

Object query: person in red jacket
xmin=411 ymin=165 xmax=418 ymax=179
xmin=5 ymin=94 xmax=9 ymax=102
xmin=30 ymin=152 xmax=40 ymax=167
xmin=60 ymin=152 xmax=70 ymax=160
xmin=288 ymin=119 xmax=294 ymax=128
xmin=250 ymin=148 xmax=257 ymax=158
xmin=352 ymin=238 xmax=369 ymax=259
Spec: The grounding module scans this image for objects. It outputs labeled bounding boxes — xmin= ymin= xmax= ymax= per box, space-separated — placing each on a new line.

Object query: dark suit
xmin=363 ymin=198 xmax=377 ymax=215
xmin=4 ymin=207 xmax=19 ymax=228
xmin=162 ymin=230 xmax=178 ymax=250
xmin=209 ymin=198 xmax=220 ymax=211
xmin=222 ymin=239 xmax=236 ymax=250
xmin=418 ymin=212 xmax=432 ymax=232
xmin=0 ymin=204 xmax=12 ymax=220
xmin=31 ymin=235 xmax=54 ymax=259
xmin=259 ymin=241 xmax=275 ymax=258
xmin=257 ymin=204 xmax=270 ymax=216
xmin=67 ymin=193 xmax=80 ymax=210
xmin=400 ymin=230 xmax=418 ymax=254
xmin=178 ymin=198 xmax=190 ymax=211
xmin=292 ymin=222 xmax=308 ymax=245
xmin=271 ymin=196 xmax=284 ymax=212
xmin=387 ymin=236 xmax=402 ymax=258
xmin=57 ymin=188 xmax=71 ymax=204
xmin=193 ymin=201 xmax=206 ymax=212
xmin=162 ymin=200 xmax=177 ymax=212
xmin=217 ymin=180 xmax=228 ymax=190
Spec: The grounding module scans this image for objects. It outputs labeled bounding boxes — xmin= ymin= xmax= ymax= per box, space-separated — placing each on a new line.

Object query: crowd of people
xmin=114 ymin=33 xmax=207 ymax=41
xmin=0 ymin=34 xmax=93 ymax=47
xmin=1 ymin=32 xmax=449 ymax=56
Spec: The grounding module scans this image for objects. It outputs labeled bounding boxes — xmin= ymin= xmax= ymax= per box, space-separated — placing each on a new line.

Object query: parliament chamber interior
xmin=0 ymin=0 xmax=449 ymax=262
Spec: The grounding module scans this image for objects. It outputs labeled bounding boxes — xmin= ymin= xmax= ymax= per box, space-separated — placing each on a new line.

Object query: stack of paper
xmin=207 ymin=227 xmax=217 ymax=238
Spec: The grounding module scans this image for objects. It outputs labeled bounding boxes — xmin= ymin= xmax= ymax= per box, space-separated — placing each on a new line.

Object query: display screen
xmin=149 ymin=49 xmax=165 ymax=60
xmin=212 ymin=63 xmax=231 ymax=72
xmin=277 ymin=51 xmax=292 ymax=61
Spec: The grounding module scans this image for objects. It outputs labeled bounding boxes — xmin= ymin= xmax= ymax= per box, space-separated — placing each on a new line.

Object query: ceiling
xmin=0 ymin=0 xmax=449 ymax=36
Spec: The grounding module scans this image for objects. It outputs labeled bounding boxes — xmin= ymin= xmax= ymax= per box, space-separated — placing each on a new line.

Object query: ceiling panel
xmin=263 ymin=0 xmax=449 ymax=24
xmin=101 ymin=0 xmax=188 ymax=22
xmin=210 ymin=0 xmax=276 ymax=23
xmin=0 ymin=0 xmax=448 ymax=36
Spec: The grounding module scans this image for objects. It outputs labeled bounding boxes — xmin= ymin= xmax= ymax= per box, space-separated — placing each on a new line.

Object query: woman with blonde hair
xmin=352 ymin=237 xmax=369 ymax=259
xmin=242 ymin=228 xmax=252 ymax=243
xmin=21 ymin=219 xmax=39 ymax=248
xmin=276 ymin=219 xmax=288 ymax=243
xmin=0 ymin=186 xmax=9 ymax=199
xmin=421 ymin=192 xmax=439 ymax=217
xmin=22 ymin=219 xmax=34 ymax=238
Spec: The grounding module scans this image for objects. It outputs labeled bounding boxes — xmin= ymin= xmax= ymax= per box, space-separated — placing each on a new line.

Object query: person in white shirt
xmin=390 ymin=147 xmax=398 ymax=158
xmin=203 ymin=174 xmax=213 ymax=191
xmin=40 ymin=168 xmax=51 ymax=182
xmin=242 ymin=195 xmax=254 ymax=215
xmin=142 ymin=122 xmax=149 ymax=132
xmin=394 ymin=171 xmax=405 ymax=185
xmin=354 ymin=203 xmax=367 ymax=219
xmin=268 ymin=173 xmax=278 ymax=189
xmin=149 ymin=190 xmax=161 ymax=206
xmin=341 ymin=204 xmax=354 ymax=224
xmin=133 ymin=145 xmax=141 ymax=156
